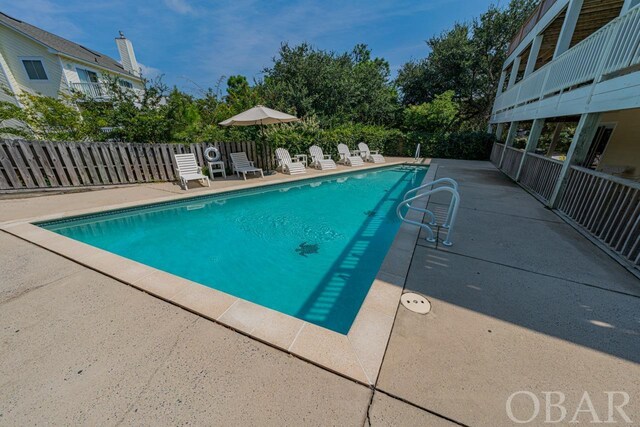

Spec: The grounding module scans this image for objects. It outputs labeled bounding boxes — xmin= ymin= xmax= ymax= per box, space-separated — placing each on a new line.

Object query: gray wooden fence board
xmin=98 ymin=144 xmax=119 ymax=184
xmin=31 ymin=142 xmax=60 ymax=187
xmin=126 ymin=144 xmax=143 ymax=181
xmin=55 ymin=143 xmax=80 ymax=186
xmin=120 ymin=144 xmax=137 ymax=183
xmin=108 ymin=144 xmax=127 ymax=183
xmin=78 ymin=143 xmax=101 ymax=184
xmin=89 ymin=144 xmax=109 ymax=184
xmin=66 ymin=142 xmax=91 ymax=185
xmin=0 ymin=144 xmax=20 ymax=188
xmin=42 ymin=141 xmax=71 ymax=187
xmin=152 ymin=145 xmax=167 ymax=181
xmin=5 ymin=141 xmax=36 ymax=188
xmin=16 ymin=140 xmax=47 ymax=187
xmin=145 ymin=146 xmax=160 ymax=181
xmin=135 ymin=145 xmax=151 ymax=182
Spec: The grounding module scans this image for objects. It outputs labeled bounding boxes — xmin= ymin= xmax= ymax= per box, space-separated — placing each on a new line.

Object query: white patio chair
xmin=358 ymin=142 xmax=385 ymax=163
xmin=230 ymin=152 xmax=264 ymax=180
xmin=309 ymin=145 xmax=336 ymax=170
xmin=174 ymin=153 xmax=210 ymax=190
xmin=275 ymin=148 xmax=306 ymax=175
xmin=337 ymin=144 xmax=364 ymax=166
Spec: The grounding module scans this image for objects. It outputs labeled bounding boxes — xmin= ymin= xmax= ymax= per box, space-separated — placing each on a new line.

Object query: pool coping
xmin=0 ymin=161 xmax=436 ymax=386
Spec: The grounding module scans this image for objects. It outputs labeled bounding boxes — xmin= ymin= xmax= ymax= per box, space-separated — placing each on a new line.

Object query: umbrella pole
xmin=260 ymin=122 xmax=275 ymax=175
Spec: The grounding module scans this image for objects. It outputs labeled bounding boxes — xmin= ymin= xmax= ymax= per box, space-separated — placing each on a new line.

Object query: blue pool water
xmin=40 ymin=165 xmax=427 ymax=333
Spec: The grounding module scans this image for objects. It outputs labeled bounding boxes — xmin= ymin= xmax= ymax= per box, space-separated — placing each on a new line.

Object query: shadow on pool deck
xmin=377 ymin=159 xmax=640 ymax=427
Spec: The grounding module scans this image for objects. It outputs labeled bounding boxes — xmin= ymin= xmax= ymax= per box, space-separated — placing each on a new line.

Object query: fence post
xmin=516 ymin=118 xmax=545 ymax=181
xmin=548 ymin=113 xmax=601 ymax=208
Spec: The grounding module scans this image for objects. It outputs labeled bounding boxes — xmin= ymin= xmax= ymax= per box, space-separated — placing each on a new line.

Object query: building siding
xmin=598 ymin=109 xmax=640 ymax=179
xmin=0 ymin=25 xmax=144 ymax=101
xmin=0 ymin=25 xmax=65 ymax=98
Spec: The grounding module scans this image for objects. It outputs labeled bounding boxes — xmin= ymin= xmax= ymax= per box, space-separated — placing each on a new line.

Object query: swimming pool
xmin=40 ymin=165 xmax=427 ymax=334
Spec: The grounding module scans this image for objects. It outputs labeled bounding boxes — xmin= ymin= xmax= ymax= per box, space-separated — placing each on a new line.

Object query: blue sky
xmin=2 ymin=0 xmax=495 ymax=94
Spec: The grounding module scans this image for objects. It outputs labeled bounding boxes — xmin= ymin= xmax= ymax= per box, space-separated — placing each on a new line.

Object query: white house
xmin=0 ymin=12 xmax=144 ymax=105
xmin=488 ymin=0 xmax=640 ymax=274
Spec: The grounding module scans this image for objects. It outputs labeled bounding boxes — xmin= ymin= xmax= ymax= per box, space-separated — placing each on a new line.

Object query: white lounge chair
xmin=174 ymin=153 xmax=210 ymax=190
xmin=358 ymin=142 xmax=385 ymax=163
xmin=337 ymin=144 xmax=364 ymax=166
xmin=230 ymin=152 xmax=264 ymax=180
xmin=275 ymin=148 xmax=306 ymax=175
xmin=309 ymin=145 xmax=337 ymax=170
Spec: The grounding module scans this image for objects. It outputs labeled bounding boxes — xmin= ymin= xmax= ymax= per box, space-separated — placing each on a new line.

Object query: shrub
xmin=409 ymin=131 xmax=495 ymax=160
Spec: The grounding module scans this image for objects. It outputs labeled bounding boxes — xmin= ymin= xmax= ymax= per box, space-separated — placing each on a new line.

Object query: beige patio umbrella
xmin=219 ymin=105 xmax=300 ymax=174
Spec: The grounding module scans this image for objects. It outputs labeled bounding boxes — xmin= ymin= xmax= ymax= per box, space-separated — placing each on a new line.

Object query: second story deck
xmin=491 ymin=0 xmax=640 ymax=123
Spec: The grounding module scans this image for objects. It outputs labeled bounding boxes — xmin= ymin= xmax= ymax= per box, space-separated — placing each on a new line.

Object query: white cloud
xmin=138 ymin=63 xmax=162 ymax=79
xmin=164 ymin=0 xmax=194 ymax=14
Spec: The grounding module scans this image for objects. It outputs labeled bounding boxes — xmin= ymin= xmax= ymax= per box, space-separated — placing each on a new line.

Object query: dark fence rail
xmin=0 ymin=139 xmax=274 ymax=191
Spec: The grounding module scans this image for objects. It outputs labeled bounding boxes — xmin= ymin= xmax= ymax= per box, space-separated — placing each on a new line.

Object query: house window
xmin=118 ymin=80 xmax=133 ymax=88
xmin=76 ymin=68 xmax=99 ymax=83
xmin=22 ymin=59 xmax=48 ymax=80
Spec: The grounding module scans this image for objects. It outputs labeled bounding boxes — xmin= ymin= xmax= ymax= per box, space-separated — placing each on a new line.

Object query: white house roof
xmin=0 ymin=12 xmax=141 ymax=80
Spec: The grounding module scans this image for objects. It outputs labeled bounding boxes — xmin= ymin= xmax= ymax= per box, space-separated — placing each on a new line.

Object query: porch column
xmin=507 ymin=56 xmax=522 ymax=89
xmin=499 ymin=121 xmax=519 ymax=168
xmin=496 ymin=70 xmax=507 ymax=94
xmin=496 ymin=123 xmax=505 ymax=140
xmin=516 ymin=118 xmax=545 ymax=181
xmin=487 ymin=123 xmax=495 ymax=133
xmin=554 ymin=0 xmax=584 ymax=58
xmin=524 ymin=35 xmax=544 ymax=78
xmin=546 ymin=123 xmax=564 ymax=156
xmin=548 ymin=113 xmax=601 ymax=208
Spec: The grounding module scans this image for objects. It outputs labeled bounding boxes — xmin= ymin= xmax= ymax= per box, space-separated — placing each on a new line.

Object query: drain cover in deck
xmin=401 ymin=292 xmax=431 ymax=314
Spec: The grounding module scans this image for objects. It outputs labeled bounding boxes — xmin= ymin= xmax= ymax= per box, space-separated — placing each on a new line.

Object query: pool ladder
xmin=396 ymin=178 xmax=460 ymax=246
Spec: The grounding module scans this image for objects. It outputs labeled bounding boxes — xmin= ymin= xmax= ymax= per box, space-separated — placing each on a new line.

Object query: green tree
xmin=403 ymin=91 xmax=460 ymax=133
xmin=0 ymin=89 xmax=87 ymax=140
xmin=396 ymin=0 xmax=538 ymax=128
xmin=260 ymin=43 xmax=399 ymax=126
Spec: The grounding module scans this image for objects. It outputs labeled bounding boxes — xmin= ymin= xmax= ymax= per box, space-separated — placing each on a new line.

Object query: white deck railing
xmin=519 ymin=153 xmax=564 ymax=202
xmin=491 ymin=143 xmax=640 ymax=270
xmin=501 ymin=146 xmax=524 ymax=179
xmin=71 ymin=82 xmax=108 ymax=98
xmin=493 ymin=6 xmax=640 ymax=114
xmin=558 ymin=166 xmax=640 ymax=269
xmin=490 ymin=143 xmax=505 ymax=166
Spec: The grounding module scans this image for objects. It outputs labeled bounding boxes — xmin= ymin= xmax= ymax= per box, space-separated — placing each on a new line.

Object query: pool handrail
xmin=397 ymin=181 xmax=460 ymax=246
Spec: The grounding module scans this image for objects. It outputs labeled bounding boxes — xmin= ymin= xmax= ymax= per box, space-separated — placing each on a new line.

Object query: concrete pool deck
xmin=1 ymin=158 xmax=639 ymax=425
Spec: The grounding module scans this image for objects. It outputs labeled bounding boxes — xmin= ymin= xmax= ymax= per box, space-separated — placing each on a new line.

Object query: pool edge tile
xmin=347 ymin=307 xmax=395 ymax=384
xmin=171 ymin=282 xmax=238 ymax=321
xmin=132 ymin=270 xmax=186 ymax=301
xmin=288 ymin=323 xmax=370 ymax=384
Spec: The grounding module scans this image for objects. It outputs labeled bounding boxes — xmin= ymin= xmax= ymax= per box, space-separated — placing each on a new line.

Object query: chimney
xmin=115 ymin=31 xmax=140 ymax=77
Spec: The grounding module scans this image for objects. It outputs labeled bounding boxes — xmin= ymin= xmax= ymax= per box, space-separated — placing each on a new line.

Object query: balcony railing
xmin=491 ymin=142 xmax=640 ymax=272
xmin=70 ymin=82 xmax=108 ymax=98
xmin=494 ymin=6 xmax=640 ymax=114
xmin=490 ymin=143 xmax=505 ymax=166
xmin=558 ymin=166 xmax=640 ymax=267
xmin=507 ymin=0 xmax=559 ymax=56
xmin=502 ymin=146 xmax=524 ymax=179
xmin=519 ymin=153 xmax=563 ymax=202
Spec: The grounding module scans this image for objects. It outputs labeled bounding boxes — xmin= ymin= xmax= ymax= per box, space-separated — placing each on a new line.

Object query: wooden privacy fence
xmin=0 ymin=139 xmax=274 ymax=191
